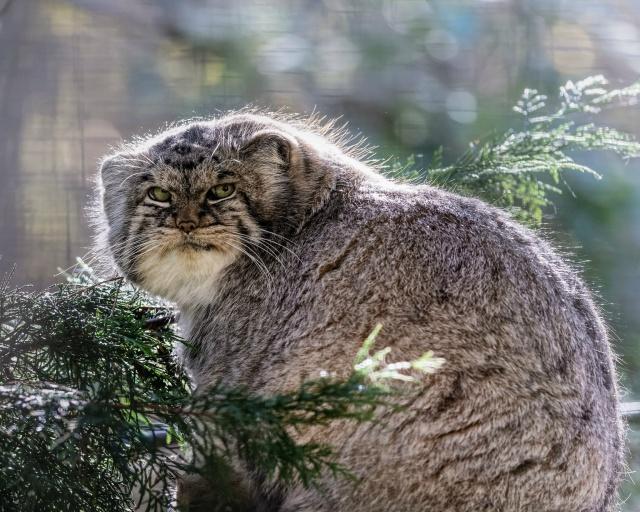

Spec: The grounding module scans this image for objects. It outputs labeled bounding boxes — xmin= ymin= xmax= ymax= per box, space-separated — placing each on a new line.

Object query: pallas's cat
xmin=95 ymin=112 xmax=622 ymax=511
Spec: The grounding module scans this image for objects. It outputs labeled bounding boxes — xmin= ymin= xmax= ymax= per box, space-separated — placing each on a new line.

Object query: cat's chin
xmin=179 ymin=241 xmax=217 ymax=252
xmin=135 ymin=245 xmax=237 ymax=307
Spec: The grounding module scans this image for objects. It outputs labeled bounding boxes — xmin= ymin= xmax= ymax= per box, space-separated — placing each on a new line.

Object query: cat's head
xmin=94 ymin=113 xmax=340 ymax=306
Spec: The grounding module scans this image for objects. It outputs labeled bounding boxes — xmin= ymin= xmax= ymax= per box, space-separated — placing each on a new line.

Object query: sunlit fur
xmin=93 ymin=110 xmax=622 ymax=512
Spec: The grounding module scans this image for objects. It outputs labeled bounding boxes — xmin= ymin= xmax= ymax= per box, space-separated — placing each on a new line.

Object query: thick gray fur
xmin=94 ymin=111 xmax=623 ymax=511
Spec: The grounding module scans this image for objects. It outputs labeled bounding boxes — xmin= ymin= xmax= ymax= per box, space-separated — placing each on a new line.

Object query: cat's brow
xmin=216 ymin=169 xmax=236 ymax=179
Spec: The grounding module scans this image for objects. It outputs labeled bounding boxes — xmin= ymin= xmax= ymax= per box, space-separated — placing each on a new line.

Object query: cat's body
xmin=96 ymin=112 xmax=622 ymax=511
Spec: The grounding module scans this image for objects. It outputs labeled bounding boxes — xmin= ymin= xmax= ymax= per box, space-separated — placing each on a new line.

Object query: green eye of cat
xmin=148 ymin=187 xmax=171 ymax=203
xmin=207 ymin=183 xmax=236 ymax=201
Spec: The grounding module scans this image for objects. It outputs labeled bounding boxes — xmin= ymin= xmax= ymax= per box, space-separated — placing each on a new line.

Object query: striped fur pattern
xmin=94 ymin=111 xmax=623 ymax=511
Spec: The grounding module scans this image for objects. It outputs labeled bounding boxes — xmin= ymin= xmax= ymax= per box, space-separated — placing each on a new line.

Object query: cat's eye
xmin=207 ymin=183 xmax=236 ymax=202
xmin=148 ymin=187 xmax=171 ymax=203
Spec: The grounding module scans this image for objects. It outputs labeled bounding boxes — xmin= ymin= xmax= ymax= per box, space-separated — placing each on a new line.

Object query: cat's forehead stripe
xmin=216 ymin=169 xmax=235 ymax=179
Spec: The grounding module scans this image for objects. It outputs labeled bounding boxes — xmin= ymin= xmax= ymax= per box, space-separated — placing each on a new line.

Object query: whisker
xmin=137 ymin=153 xmax=156 ymax=166
xmin=232 ymin=240 xmax=274 ymax=283
xmin=232 ymin=232 xmax=301 ymax=263
xmin=228 ymin=233 xmax=291 ymax=269
xmin=256 ymin=235 xmax=301 ymax=261
xmin=208 ymin=141 xmax=222 ymax=163
xmin=118 ymin=170 xmax=154 ymax=189
xmin=229 ymin=232 xmax=282 ymax=257
xmin=230 ymin=235 xmax=287 ymax=271
xmin=222 ymin=235 xmax=272 ymax=277
xmin=258 ymin=227 xmax=301 ymax=247
xmin=219 ymin=238 xmax=273 ymax=289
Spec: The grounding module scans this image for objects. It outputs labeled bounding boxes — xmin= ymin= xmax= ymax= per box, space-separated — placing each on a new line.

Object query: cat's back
xmin=255 ymin=178 xmax=618 ymax=394
xmin=307 ymin=179 xmax=589 ymax=339
xmin=270 ymin=179 xmax=623 ymax=511
xmin=311 ymin=179 xmax=618 ymax=401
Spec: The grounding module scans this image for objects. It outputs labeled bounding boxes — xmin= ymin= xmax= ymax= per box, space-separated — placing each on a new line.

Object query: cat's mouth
xmin=173 ymin=229 xmax=237 ymax=254
xmin=179 ymin=238 xmax=217 ymax=251
xmin=153 ymin=230 xmax=236 ymax=256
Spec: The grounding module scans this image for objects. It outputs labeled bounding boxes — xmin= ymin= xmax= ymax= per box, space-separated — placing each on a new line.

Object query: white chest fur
xmin=137 ymin=247 xmax=237 ymax=307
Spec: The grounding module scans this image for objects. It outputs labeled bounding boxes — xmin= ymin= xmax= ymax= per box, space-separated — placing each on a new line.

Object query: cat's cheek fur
xmin=136 ymin=248 xmax=238 ymax=306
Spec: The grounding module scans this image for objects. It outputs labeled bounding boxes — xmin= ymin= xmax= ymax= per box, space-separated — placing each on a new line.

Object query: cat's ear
xmin=239 ymin=130 xmax=300 ymax=170
xmin=100 ymin=153 xmax=142 ymax=192
xmin=99 ymin=154 xmax=124 ymax=190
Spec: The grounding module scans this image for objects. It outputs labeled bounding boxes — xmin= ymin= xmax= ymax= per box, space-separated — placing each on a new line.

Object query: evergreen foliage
xmin=394 ymin=76 xmax=640 ymax=223
xmin=0 ymin=267 xmax=441 ymax=511
xmin=1 ymin=76 xmax=639 ymax=511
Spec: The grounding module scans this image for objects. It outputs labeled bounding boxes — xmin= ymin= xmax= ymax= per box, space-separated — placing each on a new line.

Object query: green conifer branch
xmin=0 ymin=273 xmax=440 ymax=511
xmin=395 ymin=76 xmax=640 ymax=223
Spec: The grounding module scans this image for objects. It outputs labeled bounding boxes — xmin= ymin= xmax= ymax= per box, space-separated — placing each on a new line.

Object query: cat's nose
xmin=177 ymin=219 xmax=197 ymax=233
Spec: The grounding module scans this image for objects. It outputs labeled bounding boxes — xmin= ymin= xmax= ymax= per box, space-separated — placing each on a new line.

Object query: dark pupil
xmin=220 ymin=185 xmax=229 ymax=193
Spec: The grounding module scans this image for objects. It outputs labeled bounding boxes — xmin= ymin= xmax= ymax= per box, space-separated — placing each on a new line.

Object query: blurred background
xmin=0 ymin=0 xmax=638 ymax=506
